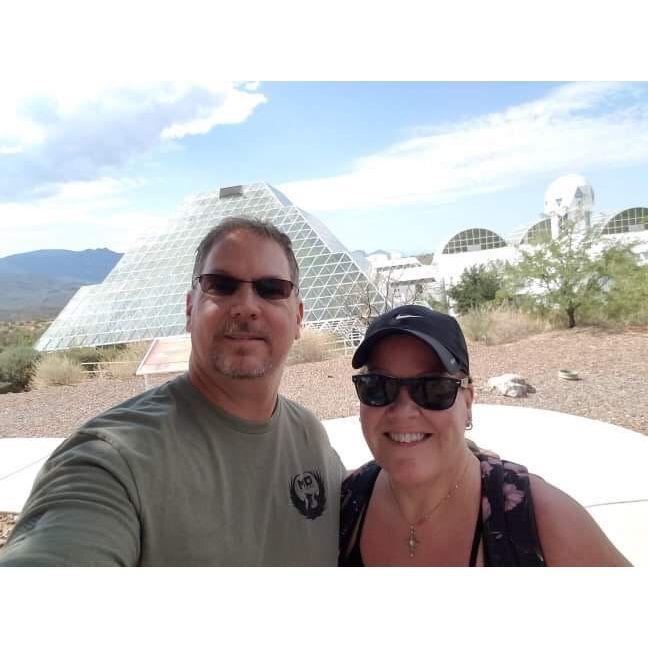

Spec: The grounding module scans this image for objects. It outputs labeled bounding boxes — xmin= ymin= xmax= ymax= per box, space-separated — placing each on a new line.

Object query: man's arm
xmin=0 ymin=434 xmax=141 ymax=566
xmin=530 ymin=475 xmax=632 ymax=566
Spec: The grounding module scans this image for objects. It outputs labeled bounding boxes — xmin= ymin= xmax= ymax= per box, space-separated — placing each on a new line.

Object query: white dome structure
xmin=544 ymin=174 xmax=595 ymax=216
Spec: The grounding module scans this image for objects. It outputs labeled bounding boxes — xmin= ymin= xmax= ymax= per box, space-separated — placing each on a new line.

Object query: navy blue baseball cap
xmin=351 ymin=304 xmax=470 ymax=374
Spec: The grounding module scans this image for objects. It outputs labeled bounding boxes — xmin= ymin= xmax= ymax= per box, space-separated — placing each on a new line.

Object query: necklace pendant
xmin=407 ymin=525 xmax=419 ymax=558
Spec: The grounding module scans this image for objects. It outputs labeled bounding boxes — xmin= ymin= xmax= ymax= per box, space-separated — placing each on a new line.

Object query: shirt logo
xmin=289 ymin=470 xmax=326 ymax=520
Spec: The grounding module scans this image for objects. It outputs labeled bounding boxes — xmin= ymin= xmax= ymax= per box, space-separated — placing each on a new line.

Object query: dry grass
xmin=287 ymin=328 xmax=341 ymax=365
xmin=100 ymin=342 xmax=150 ymax=378
xmin=578 ymin=307 xmax=648 ymax=330
xmin=460 ymin=307 xmax=552 ymax=345
xmin=30 ymin=354 xmax=85 ymax=389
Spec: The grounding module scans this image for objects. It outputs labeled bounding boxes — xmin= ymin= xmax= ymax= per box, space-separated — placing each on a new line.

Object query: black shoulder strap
xmin=478 ymin=454 xmax=546 ymax=567
xmin=339 ymin=461 xmax=381 ymax=565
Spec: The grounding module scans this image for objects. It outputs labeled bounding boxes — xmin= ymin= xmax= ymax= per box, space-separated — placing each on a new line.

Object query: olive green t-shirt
xmin=0 ymin=375 xmax=346 ymax=566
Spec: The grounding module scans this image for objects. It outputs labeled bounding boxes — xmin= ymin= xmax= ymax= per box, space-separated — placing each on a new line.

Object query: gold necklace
xmin=389 ymin=459 xmax=471 ymax=558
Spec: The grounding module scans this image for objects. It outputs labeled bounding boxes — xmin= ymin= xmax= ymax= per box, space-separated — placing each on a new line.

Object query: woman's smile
xmin=385 ymin=432 xmax=432 ymax=446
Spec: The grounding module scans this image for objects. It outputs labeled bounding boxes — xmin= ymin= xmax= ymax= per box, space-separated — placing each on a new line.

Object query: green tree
xmin=447 ymin=264 xmax=503 ymax=315
xmin=425 ymin=293 xmax=449 ymax=313
xmin=587 ymin=245 xmax=648 ymax=324
xmin=501 ymin=215 xmax=641 ymax=328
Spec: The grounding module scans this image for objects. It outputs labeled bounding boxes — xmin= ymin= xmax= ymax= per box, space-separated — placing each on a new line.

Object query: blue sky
xmin=2 ymin=79 xmax=647 ymax=259
xmin=1 ymin=2 xmax=647 ymax=260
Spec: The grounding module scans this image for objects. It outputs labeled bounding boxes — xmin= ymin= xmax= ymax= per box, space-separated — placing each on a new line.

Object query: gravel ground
xmin=1 ymin=327 xmax=647 ymax=439
xmin=0 ymin=513 xmax=17 ymax=548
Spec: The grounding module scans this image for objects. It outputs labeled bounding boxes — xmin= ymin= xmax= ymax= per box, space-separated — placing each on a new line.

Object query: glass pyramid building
xmin=36 ymin=182 xmax=386 ymax=351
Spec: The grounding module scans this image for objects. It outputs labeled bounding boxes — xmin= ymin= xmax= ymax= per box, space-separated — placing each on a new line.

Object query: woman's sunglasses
xmin=194 ymin=273 xmax=296 ymax=301
xmin=352 ymin=373 xmax=471 ymax=411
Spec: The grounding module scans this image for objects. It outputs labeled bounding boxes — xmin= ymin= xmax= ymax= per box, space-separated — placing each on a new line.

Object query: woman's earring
xmin=465 ymin=416 xmax=473 ymax=431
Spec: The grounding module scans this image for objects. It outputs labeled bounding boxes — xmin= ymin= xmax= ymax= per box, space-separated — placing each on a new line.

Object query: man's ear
xmin=294 ymin=299 xmax=304 ymax=340
xmin=185 ymin=291 xmax=194 ymax=333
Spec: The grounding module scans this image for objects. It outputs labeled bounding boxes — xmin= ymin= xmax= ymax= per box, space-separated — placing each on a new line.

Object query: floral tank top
xmin=339 ymin=453 xmax=546 ymax=567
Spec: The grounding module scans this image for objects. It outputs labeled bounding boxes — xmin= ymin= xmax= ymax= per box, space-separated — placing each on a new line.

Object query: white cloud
xmin=53 ymin=177 xmax=145 ymax=202
xmin=278 ymin=82 xmax=648 ymax=212
xmin=0 ymin=145 xmax=24 ymax=155
xmin=0 ymin=80 xmax=266 ymax=200
xmin=160 ymin=86 xmax=267 ymax=139
xmin=0 ymin=177 xmax=171 ymax=257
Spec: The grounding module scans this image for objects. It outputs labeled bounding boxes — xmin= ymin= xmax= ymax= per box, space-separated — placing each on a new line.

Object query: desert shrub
xmin=0 ymin=321 xmax=49 ymax=350
xmin=96 ymin=344 xmax=127 ymax=362
xmin=447 ymin=264 xmax=503 ymax=315
xmin=578 ymin=304 xmax=648 ymax=329
xmin=31 ymin=354 xmax=85 ymax=389
xmin=459 ymin=306 xmax=551 ymax=345
xmin=577 ymin=250 xmax=648 ymax=328
xmin=424 ymin=294 xmax=449 ymax=314
xmin=287 ymin=329 xmax=340 ymax=365
xmin=0 ymin=345 xmax=40 ymax=391
xmin=459 ymin=309 xmax=491 ymax=344
xmin=101 ymin=341 xmax=150 ymax=378
xmin=63 ymin=347 xmax=104 ymax=373
xmin=500 ymin=216 xmax=648 ymax=328
xmin=487 ymin=308 xmax=551 ymax=343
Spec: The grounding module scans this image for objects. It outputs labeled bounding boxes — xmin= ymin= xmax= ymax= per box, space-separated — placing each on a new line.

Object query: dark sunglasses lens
xmin=354 ymin=375 xmax=397 ymax=407
xmin=353 ymin=375 xmax=460 ymax=410
xmin=200 ymin=274 xmax=239 ymax=295
xmin=415 ymin=377 xmax=459 ymax=410
xmin=255 ymin=278 xmax=293 ymax=300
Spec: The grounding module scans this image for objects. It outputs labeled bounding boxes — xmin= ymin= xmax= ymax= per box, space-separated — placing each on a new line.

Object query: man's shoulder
xmin=75 ymin=375 xmax=190 ymax=445
xmin=278 ymin=395 xmax=323 ymax=427
xmin=278 ymin=396 xmax=346 ymax=475
xmin=278 ymin=395 xmax=340 ymax=450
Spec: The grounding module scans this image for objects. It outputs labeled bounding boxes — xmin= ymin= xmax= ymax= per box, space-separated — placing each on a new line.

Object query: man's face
xmin=186 ymin=229 xmax=303 ymax=383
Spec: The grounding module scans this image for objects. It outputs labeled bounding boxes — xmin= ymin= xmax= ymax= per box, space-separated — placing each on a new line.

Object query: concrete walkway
xmin=2 ymin=404 xmax=647 ymax=564
xmin=0 ymin=438 xmax=63 ymax=513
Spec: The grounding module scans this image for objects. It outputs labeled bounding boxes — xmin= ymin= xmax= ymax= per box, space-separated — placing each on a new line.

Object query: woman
xmin=339 ymin=304 xmax=630 ymax=566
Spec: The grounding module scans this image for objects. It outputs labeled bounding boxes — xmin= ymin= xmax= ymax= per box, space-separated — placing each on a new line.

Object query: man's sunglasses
xmin=193 ymin=273 xmax=296 ymax=301
xmin=352 ymin=373 xmax=471 ymax=411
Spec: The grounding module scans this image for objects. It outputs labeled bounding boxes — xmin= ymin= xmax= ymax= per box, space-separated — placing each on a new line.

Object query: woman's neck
xmin=385 ymin=449 xmax=479 ymax=524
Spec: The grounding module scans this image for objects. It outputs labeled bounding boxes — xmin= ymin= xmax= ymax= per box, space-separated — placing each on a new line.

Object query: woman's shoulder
xmin=525 ymin=475 xmax=631 ymax=566
xmin=479 ymin=462 xmax=632 ymax=566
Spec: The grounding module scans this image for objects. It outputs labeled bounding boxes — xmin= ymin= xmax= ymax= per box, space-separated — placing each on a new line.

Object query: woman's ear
xmin=462 ymin=381 xmax=475 ymax=409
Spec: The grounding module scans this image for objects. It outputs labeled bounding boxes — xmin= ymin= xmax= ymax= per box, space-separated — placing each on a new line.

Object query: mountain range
xmin=0 ymin=249 xmax=122 ymax=321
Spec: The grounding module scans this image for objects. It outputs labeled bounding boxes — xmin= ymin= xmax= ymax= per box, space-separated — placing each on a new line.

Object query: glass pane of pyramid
xmin=36 ymin=182 xmax=386 ymax=351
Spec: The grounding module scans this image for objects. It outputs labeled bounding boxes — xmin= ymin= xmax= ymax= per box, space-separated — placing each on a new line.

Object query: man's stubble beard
xmin=210 ymin=352 xmax=274 ymax=379
xmin=209 ymin=319 xmax=276 ymax=379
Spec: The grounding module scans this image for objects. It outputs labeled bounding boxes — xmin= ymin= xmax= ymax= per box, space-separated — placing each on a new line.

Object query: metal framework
xmin=442 ymin=228 xmax=508 ymax=254
xmin=601 ymin=207 xmax=648 ymax=235
xmin=36 ymin=182 xmax=385 ymax=351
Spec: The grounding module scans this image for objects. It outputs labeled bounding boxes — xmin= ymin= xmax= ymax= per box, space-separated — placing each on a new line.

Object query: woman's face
xmin=358 ymin=333 xmax=473 ymax=486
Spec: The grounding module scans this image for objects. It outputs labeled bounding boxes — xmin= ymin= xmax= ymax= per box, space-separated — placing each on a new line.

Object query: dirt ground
xmin=2 ymin=326 xmax=647 ymax=438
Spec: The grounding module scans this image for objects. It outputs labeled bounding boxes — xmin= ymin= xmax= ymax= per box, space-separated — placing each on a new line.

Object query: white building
xmin=432 ymin=174 xmax=648 ymax=294
xmin=364 ymin=254 xmax=439 ymax=306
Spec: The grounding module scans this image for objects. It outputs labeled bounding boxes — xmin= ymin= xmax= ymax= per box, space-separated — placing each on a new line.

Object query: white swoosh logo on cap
xmin=394 ymin=314 xmax=422 ymax=320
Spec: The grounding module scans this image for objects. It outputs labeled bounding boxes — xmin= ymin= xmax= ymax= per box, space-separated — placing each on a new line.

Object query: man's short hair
xmin=192 ymin=216 xmax=300 ymax=287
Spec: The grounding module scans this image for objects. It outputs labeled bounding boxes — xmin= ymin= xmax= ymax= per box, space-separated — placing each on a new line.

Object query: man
xmin=0 ymin=217 xmax=346 ymax=566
